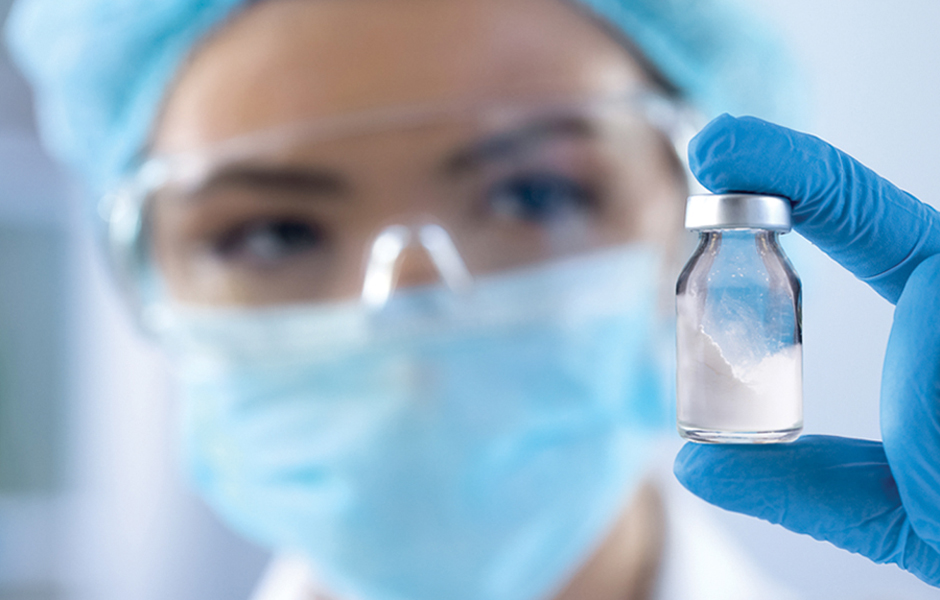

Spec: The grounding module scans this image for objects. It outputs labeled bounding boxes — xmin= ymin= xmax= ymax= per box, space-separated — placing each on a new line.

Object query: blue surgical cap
xmin=4 ymin=0 xmax=798 ymax=196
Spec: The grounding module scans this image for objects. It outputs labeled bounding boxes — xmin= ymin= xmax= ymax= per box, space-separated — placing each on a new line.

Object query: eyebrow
xmin=180 ymin=114 xmax=596 ymax=198
xmin=442 ymin=115 xmax=597 ymax=176
xmin=189 ymin=164 xmax=349 ymax=199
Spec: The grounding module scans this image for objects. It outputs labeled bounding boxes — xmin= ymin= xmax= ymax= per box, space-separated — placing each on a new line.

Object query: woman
xmin=7 ymin=0 xmax=940 ymax=598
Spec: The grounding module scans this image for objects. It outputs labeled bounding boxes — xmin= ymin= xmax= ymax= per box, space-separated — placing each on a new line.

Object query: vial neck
xmin=700 ymin=229 xmax=779 ymax=251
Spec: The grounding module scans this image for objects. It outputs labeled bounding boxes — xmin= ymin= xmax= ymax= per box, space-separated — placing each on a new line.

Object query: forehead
xmin=154 ymin=0 xmax=652 ymax=153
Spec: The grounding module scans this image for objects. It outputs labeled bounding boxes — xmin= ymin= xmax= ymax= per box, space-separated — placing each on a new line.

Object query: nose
xmin=395 ymin=244 xmax=441 ymax=289
xmin=361 ymin=223 xmax=472 ymax=308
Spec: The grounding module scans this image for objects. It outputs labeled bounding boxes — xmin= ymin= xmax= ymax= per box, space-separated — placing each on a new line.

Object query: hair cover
xmin=4 ymin=0 xmax=797 ymax=195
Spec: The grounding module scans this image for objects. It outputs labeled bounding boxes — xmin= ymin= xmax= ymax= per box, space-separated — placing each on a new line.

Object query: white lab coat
xmin=249 ymin=456 xmax=798 ymax=600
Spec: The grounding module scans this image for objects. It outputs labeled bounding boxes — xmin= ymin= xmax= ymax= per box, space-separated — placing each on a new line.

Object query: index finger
xmin=689 ymin=114 xmax=940 ymax=303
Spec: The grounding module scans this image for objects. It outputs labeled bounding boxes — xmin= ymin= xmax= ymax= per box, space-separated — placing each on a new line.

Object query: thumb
xmin=674 ymin=435 xmax=940 ymax=585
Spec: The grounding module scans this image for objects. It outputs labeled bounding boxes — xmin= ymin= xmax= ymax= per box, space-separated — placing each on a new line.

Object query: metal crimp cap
xmin=685 ymin=193 xmax=792 ymax=232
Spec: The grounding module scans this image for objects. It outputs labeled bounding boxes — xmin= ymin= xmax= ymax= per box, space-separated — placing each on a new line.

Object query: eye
xmin=486 ymin=172 xmax=597 ymax=223
xmin=213 ymin=218 xmax=325 ymax=266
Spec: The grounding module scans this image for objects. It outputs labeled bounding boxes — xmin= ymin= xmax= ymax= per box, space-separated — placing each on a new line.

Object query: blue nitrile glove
xmin=675 ymin=114 xmax=940 ymax=586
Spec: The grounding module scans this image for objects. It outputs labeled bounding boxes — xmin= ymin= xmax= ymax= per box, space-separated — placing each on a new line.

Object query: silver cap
xmin=685 ymin=193 xmax=792 ymax=232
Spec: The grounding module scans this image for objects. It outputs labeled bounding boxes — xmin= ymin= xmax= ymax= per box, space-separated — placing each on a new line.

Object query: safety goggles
xmin=102 ymin=89 xmax=697 ymax=326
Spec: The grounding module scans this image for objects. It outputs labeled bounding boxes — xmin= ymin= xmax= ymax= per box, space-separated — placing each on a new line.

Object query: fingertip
xmin=672 ymin=442 xmax=723 ymax=494
xmin=673 ymin=437 xmax=807 ymax=496
xmin=688 ymin=114 xmax=785 ymax=194
xmin=672 ymin=441 xmax=696 ymax=483
xmin=687 ymin=113 xmax=735 ymax=179
xmin=688 ymin=113 xmax=757 ymax=192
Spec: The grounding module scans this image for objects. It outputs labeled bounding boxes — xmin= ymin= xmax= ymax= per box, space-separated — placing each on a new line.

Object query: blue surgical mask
xmin=161 ymin=245 xmax=672 ymax=600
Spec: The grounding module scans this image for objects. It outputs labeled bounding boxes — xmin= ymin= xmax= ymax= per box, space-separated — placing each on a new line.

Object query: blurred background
xmin=0 ymin=1 xmax=938 ymax=599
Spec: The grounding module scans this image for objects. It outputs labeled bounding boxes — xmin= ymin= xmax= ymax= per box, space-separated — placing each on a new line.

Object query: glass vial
xmin=676 ymin=193 xmax=802 ymax=443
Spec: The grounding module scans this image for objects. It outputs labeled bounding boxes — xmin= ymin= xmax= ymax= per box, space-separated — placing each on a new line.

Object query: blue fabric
xmin=676 ymin=115 xmax=940 ymax=587
xmin=4 ymin=0 xmax=796 ymax=196
xmin=4 ymin=0 xmax=245 ymax=195
xmin=170 ymin=247 xmax=672 ymax=600
xmin=577 ymin=0 xmax=797 ymax=125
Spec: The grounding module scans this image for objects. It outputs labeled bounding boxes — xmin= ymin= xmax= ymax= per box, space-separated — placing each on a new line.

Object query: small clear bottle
xmin=676 ymin=193 xmax=802 ymax=443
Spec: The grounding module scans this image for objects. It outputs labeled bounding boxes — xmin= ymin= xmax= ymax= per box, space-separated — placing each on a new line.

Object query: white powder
xmin=677 ymin=295 xmax=802 ymax=433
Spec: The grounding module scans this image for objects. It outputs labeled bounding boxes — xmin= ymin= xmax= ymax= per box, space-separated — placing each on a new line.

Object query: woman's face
xmin=150 ymin=0 xmax=686 ymax=306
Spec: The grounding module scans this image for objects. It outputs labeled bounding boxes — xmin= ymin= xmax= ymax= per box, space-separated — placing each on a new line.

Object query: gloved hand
xmin=675 ymin=114 xmax=940 ymax=586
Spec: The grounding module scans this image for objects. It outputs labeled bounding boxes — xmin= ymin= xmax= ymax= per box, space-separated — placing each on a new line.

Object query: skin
xmin=152 ymin=0 xmax=685 ymax=306
xmin=153 ymin=0 xmax=685 ymax=598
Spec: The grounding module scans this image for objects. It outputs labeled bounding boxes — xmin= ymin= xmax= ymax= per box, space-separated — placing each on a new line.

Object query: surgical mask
xmin=162 ymin=244 xmax=672 ymax=600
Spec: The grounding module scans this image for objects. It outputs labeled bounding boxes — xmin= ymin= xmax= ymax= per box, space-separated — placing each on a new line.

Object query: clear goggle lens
xmin=104 ymin=91 xmax=696 ymax=316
